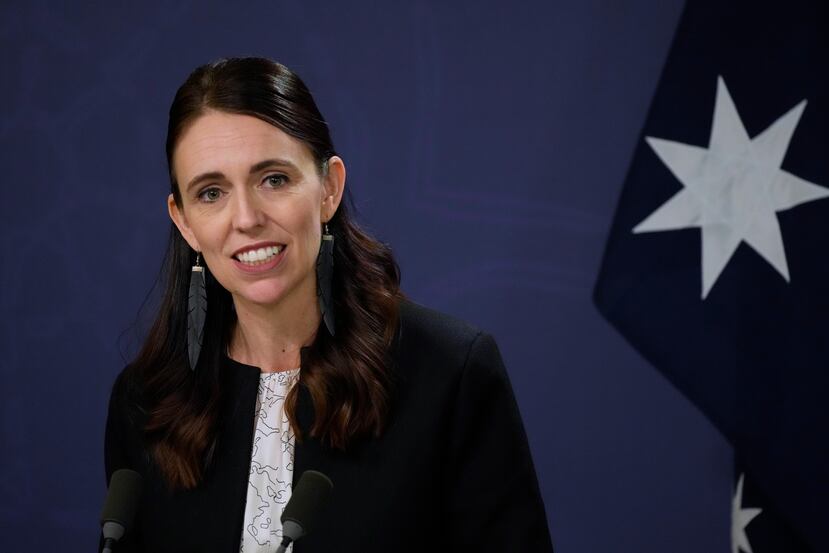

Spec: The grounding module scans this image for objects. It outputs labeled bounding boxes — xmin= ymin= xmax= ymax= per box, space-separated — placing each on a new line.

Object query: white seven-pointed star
xmin=732 ymin=474 xmax=762 ymax=553
xmin=633 ymin=76 xmax=829 ymax=298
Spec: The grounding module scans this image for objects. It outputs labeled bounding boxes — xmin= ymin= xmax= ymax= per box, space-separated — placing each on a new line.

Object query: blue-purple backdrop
xmin=0 ymin=1 xmax=734 ymax=551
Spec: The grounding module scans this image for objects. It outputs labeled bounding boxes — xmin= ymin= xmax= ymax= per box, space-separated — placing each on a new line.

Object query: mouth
xmin=232 ymin=244 xmax=286 ymax=266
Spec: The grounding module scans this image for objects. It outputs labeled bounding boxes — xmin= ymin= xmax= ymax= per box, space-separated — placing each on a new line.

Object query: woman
xmin=103 ymin=57 xmax=553 ymax=552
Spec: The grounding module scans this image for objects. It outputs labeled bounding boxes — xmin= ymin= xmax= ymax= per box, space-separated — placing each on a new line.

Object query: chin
xmin=243 ymin=292 xmax=286 ymax=307
xmin=234 ymin=282 xmax=289 ymax=307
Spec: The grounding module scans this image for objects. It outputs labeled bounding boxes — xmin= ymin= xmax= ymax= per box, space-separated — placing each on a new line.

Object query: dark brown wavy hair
xmin=128 ymin=57 xmax=402 ymax=490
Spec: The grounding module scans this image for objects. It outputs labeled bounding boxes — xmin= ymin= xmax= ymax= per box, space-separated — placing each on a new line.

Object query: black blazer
xmin=102 ymin=299 xmax=554 ymax=552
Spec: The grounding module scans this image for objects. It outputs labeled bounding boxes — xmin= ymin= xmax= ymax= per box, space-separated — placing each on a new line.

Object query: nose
xmin=230 ymin=187 xmax=266 ymax=232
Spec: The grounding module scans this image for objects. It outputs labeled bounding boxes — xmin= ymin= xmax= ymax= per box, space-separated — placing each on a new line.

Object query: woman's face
xmin=168 ymin=110 xmax=345 ymax=310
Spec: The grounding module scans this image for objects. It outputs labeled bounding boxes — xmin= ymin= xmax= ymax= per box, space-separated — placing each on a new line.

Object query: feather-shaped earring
xmin=316 ymin=222 xmax=335 ymax=336
xmin=187 ymin=251 xmax=207 ymax=371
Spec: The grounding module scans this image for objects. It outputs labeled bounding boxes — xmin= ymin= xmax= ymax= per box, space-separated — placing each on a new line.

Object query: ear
xmin=320 ymin=156 xmax=346 ymax=223
xmin=167 ymin=193 xmax=201 ymax=251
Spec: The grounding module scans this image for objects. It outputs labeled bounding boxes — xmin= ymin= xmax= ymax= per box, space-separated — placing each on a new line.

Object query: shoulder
xmin=396 ymin=298 xmax=484 ymax=356
xmin=103 ymin=363 xmax=151 ymax=482
xmin=109 ymin=364 xmax=145 ymax=410
xmin=393 ymin=298 xmax=505 ymax=381
xmin=389 ymin=300 xmax=520 ymax=447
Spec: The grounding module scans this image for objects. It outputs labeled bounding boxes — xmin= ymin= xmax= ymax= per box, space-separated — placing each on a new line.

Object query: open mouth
xmin=233 ymin=245 xmax=285 ymax=266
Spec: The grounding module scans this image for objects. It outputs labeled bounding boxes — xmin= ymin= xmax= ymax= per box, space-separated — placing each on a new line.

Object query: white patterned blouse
xmin=238 ymin=368 xmax=301 ymax=553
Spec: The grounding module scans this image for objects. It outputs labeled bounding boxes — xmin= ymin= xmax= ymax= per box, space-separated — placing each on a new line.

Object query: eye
xmin=263 ymin=174 xmax=288 ymax=188
xmin=198 ymin=187 xmax=222 ymax=203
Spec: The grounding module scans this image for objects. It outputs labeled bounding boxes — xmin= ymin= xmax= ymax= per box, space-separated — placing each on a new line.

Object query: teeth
xmin=236 ymin=245 xmax=283 ymax=265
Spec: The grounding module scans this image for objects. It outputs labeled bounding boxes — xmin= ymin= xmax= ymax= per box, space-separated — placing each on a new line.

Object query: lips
xmin=232 ymin=244 xmax=287 ymax=274
xmin=234 ymin=245 xmax=283 ymax=264
xmin=231 ymin=241 xmax=286 ymax=261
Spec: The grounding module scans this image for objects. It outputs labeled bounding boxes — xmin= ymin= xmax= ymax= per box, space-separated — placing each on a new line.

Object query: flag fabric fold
xmin=594 ymin=1 xmax=829 ymax=551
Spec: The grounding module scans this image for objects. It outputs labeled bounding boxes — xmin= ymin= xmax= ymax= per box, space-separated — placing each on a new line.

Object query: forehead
xmin=173 ymin=110 xmax=315 ymax=179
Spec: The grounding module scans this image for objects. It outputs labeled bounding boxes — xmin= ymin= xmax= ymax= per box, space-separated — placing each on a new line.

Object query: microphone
xmin=99 ymin=468 xmax=143 ymax=553
xmin=276 ymin=470 xmax=334 ymax=553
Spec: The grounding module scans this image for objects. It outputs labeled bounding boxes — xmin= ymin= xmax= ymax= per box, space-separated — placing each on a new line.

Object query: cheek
xmin=286 ymin=198 xmax=322 ymax=245
xmin=192 ymin=224 xmax=221 ymax=252
xmin=186 ymin=215 xmax=226 ymax=263
xmin=200 ymin=246 xmax=226 ymax=276
xmin=295 ymin=217 xmax=322 ymax=263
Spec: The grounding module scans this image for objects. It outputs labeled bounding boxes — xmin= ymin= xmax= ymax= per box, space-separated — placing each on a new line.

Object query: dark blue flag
xmin=594 ymin=1 xmax=828 ymax=551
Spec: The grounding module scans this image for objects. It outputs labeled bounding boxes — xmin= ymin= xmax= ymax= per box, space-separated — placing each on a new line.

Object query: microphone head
xmin=100 ymin=468 xmax=143 ymax=531
xmin=281 ymin=470 xmax=333 ymax=539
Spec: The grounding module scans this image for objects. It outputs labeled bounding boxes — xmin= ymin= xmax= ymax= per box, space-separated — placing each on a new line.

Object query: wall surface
xmin=0 ymin=1 xmax=734 ymax=551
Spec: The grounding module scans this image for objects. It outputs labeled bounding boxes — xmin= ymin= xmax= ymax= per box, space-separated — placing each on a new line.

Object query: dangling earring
xmin=187 ymin=251 xmax=207 ymax=371
xmin=316 ymin=222 xmax=336 ymax=336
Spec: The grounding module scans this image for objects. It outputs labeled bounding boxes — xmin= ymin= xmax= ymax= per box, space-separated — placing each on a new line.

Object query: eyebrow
xmin=184 ymin=158 xmax=299 ymax=192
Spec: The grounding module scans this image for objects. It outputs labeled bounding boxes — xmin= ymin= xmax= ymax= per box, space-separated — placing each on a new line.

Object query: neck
xmin=229 ymin=279 xmax=320 ymax=373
